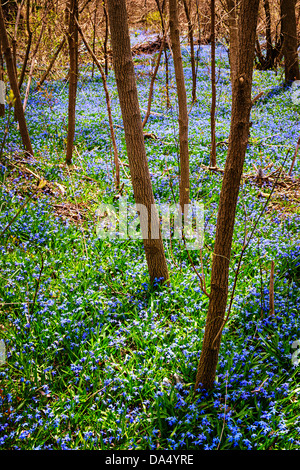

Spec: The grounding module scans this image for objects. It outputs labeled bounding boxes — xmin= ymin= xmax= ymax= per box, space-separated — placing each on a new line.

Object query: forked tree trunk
xmin=194 ymin=0 xmax=260 ymax=392
xmin=169 ymin=0 xmax=190 ymax=210
xmin=66 ymin=0 xmax=78 ymax=165
xmin=106 ymin=0 xmax=169 ymax=285
xmin=280 ymin=0 xmax=300 ymax=82
xmin=0 ymin=3 xmax=33 ymax=155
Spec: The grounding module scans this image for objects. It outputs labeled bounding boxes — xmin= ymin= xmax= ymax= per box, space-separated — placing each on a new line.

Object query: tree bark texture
xmin=195 ymin=0 xmax=260 ymax=392
xmin=155 ymin=0 xmax=170 ymax=108
xmin=280 ymin=0 xmax=300 ymax=82
xmin=226 ymin=0 xmax=239 ymax=89
xmin=18 ymin=0 xmax=32 ymax=90
xmin=182 ymin=0 xmax=197 ymax=103
xmin=66 ymin=0 xmax=78 ymax=165
xmin=106 ymin=0 xmax=169 ymax=285
xmin=210 ymin=0 xmax=216 ymax=167
xmin=0 ymin=35 xmax=4 ymax=117
xmin=169 ymin=0 xmax=190 ymax=209
xmin=0 ymin=3 xmax=33 ymax=155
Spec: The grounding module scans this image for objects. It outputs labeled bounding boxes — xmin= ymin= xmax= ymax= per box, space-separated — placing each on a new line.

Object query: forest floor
xmin=0 ymin=30 xmax=300 ymax=450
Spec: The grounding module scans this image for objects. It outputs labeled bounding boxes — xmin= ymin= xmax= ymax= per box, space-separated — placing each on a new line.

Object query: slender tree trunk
xmin=11 ymin=0 xmax=24 ymax=82
xmin=74 ymin=16 xmax=120 ymax=190
xmin=66 ymin=0 xmax=79 ymax=165
xmin=155 ymin=0 xmax=170 ymax=108
xmin=91 ymin=1 xmax=97 ymax=78
xmin=106 ymin=0 xmax=169 ymax=285
xmin=0 ymin=2 xmax=33 ymax=155
xmin=182 ymin=0 xmax=197 ymax=103
xmin=194 ymin=0 xmax=260 ymax=392
xmin=263 ymin=0 xmax=272 ymax=68
xmin=226 ymin=0 xmax=239 ymax=90
xmin=0 ymin=36 xmax=4 ymax=117
xmin=18 ymin=0 xmax=32 ymax=90
xmin=280 ymin=0 xmax=300 ymax=82
xmin=11 ymin=0 xmax=24 ymax=121
xmin=22 ymin=15 xmax=46 ymax=112
xmin=210 ymin=0 xmax=216 ymax=167
xmin=195 ymin=0 xmax=202 ymax=81
xmin=103 ymin=0 xmax=109 ymax=76
xmin=169 ymin=0 xmax=190 ymax=209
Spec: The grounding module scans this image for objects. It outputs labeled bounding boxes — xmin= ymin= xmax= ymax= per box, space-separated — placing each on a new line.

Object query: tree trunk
xmin=280 ymin=0 xmax=300 ymax=82
xmin=155 ymin=0 xmax=170 ymax=108
xmin=194 ymin=0 xmax=260 ymax=392
xmin=66 ymin=0 xmax=78 ymax=165
xmin=210 ymin=0 xmax=216 ymax=167
xmin=22 ymin=14 xmax=46 ymax=112
xmin=103 ymin=0 xmax=109 ymax=76
xmin=11 ymin=0 xmax=24 ymax=83
xmin=91 ymin=1 xmax=97 ymax=78
xmin=0 ymin=3 xmax=33 ymax=155
xmin=18 ymin=0 xmax=32 ymax=90
xmin=169 ymin=0 xmax=190 ymax=210
xmin=182 ymin=0 xmax=197 ymax=103
xmin=226 ymin=0 xmax=239 ymax=89
xmin=0 ymin=36 xmax=4 ymax=117
xmin=263 ymin=0 xmax=273 ymax=69
xmin=106 ymin=0 xmax=169 ymax=285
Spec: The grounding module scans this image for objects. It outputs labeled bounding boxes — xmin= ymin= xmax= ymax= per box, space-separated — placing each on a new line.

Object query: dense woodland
xmin=0 ymin=0 xmax=300 ymax=451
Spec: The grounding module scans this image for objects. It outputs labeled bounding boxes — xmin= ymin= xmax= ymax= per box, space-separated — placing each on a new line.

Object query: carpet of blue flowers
xmin=0 ymin=31 xmax=300 ymax=449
